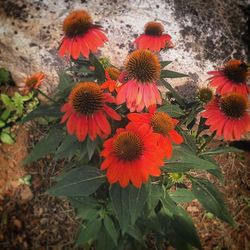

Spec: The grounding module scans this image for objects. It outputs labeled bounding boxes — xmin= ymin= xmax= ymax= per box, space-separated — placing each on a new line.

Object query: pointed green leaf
xmin=169 ymin=188 xmax=195 ymax=203
xmin=76 ymin=219 xmax=102 ymax=246
xmin=96 ymin=224 xmax=116 ymax=250
xmin=191 ymin=177 xmax=234 ymax=225
xmin=199 ymin=146 xmax=243 ymax=156
xmin=104 ymin=216 xmax=118 ymax=245
xmin=160 ymin=61 xmax=172 ymax=68
xmin=48 ymin=166 xmax=105 ymax=197
xmin=157 ymin=103 xmax=184 ymax=118
xmin=24 ymin=128 xmax=65 ymax=164
xmin=21 ymin=105 xmax=62 ymax=122
xmin=161 ymin=70 xmax=188 ymax=78
xmin=89 ymin=53 xmax=105 ymax=82
xmin=160 ymin=79 xmax=186 ymax=108
xmin=164 ymin=147 xmax=218 ymax=171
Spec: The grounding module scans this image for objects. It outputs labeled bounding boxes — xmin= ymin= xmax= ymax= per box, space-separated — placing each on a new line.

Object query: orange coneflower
xmin=208 ymin=60 xmax=249 ymax=95
xmin=201 ymin=93 xmax=250 ymax=141
xmin=58 ymin=10 xmax=108 ymax=60
xmin=21 ymin=72 xmax=45 ymax=94
xmin=128 ymin=105 xmax=183 ymax=159
xmin=133 ymin=21 xmax=173 ymax=52
xmin=116 ymin=50 xmax=162 ymax=112
xmin=101 ymin=67 xmax=121 ymax=93
xmin=101 ymin=122 xmax=165 ymax=188
xmin=61 ymin=82 xmax=121 ymax=141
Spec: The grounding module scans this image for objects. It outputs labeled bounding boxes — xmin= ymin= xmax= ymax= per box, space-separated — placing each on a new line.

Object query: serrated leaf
xmin=21 ymin=105 xmax=62 ymax=122
xmin=104 ymin=216 xmax=118 ymax=245
xmin=199 ymin=146 xmax=243 ymax=156
xmin=24 ymin=128 xmax=65 ymax=164
xmin=48 ymin=166 xmax=105 ymax=197
xmin=157 ymin=103 xmax=184 ymax=118
xmin=160 ymin=61 xmax=172 ymax=68
xmin=169 ymin=188 xmax=195 ymax=203
xmin=161 ymin=70 xmax=188 ymax=78
xmin=1 ymin=94 xmax=14 ymax=109
xmin=191 ymin=177 xmax=234 ymax=225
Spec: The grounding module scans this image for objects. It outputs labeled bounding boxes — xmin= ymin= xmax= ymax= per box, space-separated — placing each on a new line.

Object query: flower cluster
xmin=56 ymin=9 xmax=182 ymax=188
xmin=201 ymin=60 xmax=250 ymax=141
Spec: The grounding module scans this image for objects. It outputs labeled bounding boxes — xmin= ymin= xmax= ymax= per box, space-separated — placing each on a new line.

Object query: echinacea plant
xmin=23 ymin=9 xmax=250 ymax=250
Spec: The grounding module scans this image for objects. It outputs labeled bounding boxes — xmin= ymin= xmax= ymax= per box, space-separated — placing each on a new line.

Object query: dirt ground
xmin=0 ymin=124 xmax=249 ymax=250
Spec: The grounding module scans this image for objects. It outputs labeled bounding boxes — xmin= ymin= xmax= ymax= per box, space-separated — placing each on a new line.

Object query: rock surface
xmin=0 ymin=0 xmax=248 ymax=96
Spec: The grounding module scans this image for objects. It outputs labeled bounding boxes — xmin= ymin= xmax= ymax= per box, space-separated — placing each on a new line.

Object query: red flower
xmin=208 ymin=60 xmax=249 ymax=95
xmin=21 ymin=72 xmax=45 ymax=94
xmin=201 ymin=93 xmax=250 ymax=141
xmin=61 ymin=82 xmax=121 ymax=141
xmin=101 ymin=122 xmax=165 ymax=188
xmin=58 ymin=10 xmax=108 ymax=60
xmin=128 ymin=105 xmax=183 ymax=159
xmin=101 ymin=67 xmax=121 ymax=93
xmin=133 ymin=21 xmax=173 ymax=52
xmin=116 ymin=50 xmax=162 ymax=112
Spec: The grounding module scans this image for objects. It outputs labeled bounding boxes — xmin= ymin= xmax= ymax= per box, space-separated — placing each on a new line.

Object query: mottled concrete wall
xmin=0 ymin=0 xmax=248 ymax=99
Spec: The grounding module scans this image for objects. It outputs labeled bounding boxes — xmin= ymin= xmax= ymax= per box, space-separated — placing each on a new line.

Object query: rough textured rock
xmin=0 ymin=0 xmax=248 ymax=96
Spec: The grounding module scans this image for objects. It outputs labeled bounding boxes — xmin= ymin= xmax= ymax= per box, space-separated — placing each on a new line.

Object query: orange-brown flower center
xmin=69 ymin=82 xmax=104 ymax=115
xmin=26 ymin=77 xmax=38 ymax=87
xmin=106 ymin=67 xmax=120 ymax=80
xmin=63 ymin=10 xmax=93 ymax=38
xmin=198 ymin=87 xmax=213 ymax=103
xmin=113 ymin=131 xmax=144 ymax=161
xmin=125 ymin=50 xmax=160 ymax=83
xmin=223 ymin=60 xmax=248 ymax=83
xmin=145 ymin=21 xmax=164 ymax=36
xmin=220 ymin=93 xmax=248 ymax=118
xmin=150 ymin=112 xmax=174 ymax=136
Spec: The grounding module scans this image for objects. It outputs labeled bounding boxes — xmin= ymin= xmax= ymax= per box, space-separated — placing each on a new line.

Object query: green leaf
xmin=104 ymin=216 xmax=118 ymax=245
xmin=48 ymin=166 xmax=105 ymax=197
xmin=0 ymin=68 xmax=14 ymax=86
xmin=1 ymin=132 xmax=15 ymax=144
xmin=126 ymin=225 xmax=145 ymax=246
xmin=0 ymin=120 xmax=6 ymax=128
xmin=161 ymin=194 xmax=201 ymax=249
xmin=160 ymin=79 xmax=186 ymax=108
xmin=57 ymin=71 xmax=74 ymax=93
xmin=129 ymin=185 xmax=148 ymax=225
xmin=161 ymin=70 xmax=188 ymax=78
xmin=109 ymin=184 xmax=131 ymax=232
xmin=160 ymin=61 xmax=172 ymax=68
xmin=21 ymin=105 xmax=62 ymax=122
xmin=24 ymin=128 xmax=65 ymax=164
xmin=164 ymin=147 xmax=218 ymax=171
xmin=169 ymin=188 xmax=195 ymax=203
xmin=147 ymin=184 xmax=163 ymax=212
xmin=0 ymin=109 xmax=11 ymax=121
xmin=87 ymin=137 xmax=97 ymax=160
xmin=110 ymin=184 xmax=147 ymax=232
xmin=191 ymin=177 xmax=234 ymax=225
xmin=177 ymin=129 xmax=196 ymax=153
xmin=1 ymin=94 xmax=15 ymax=110
xmin=76 ymin=219 xmax=102 ymax=246
xmin=89 ymin=53 xmax=105 ymax=82
xmin=96 ymin=224 xmax=116 ymax=250
xmin=55 ymin=135 xmax=86 ymax=160
xmin=157 ymin=103 xmax=184 ymax=118
xmin=199 ymin=146 xmax=243 ymax=156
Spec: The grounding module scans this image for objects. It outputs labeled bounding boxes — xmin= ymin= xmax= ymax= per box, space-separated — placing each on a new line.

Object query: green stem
xmin=36 ymin=89 xmax=57 ymax=104
xmin=198 ymin=131 xmax=216 ymax=153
